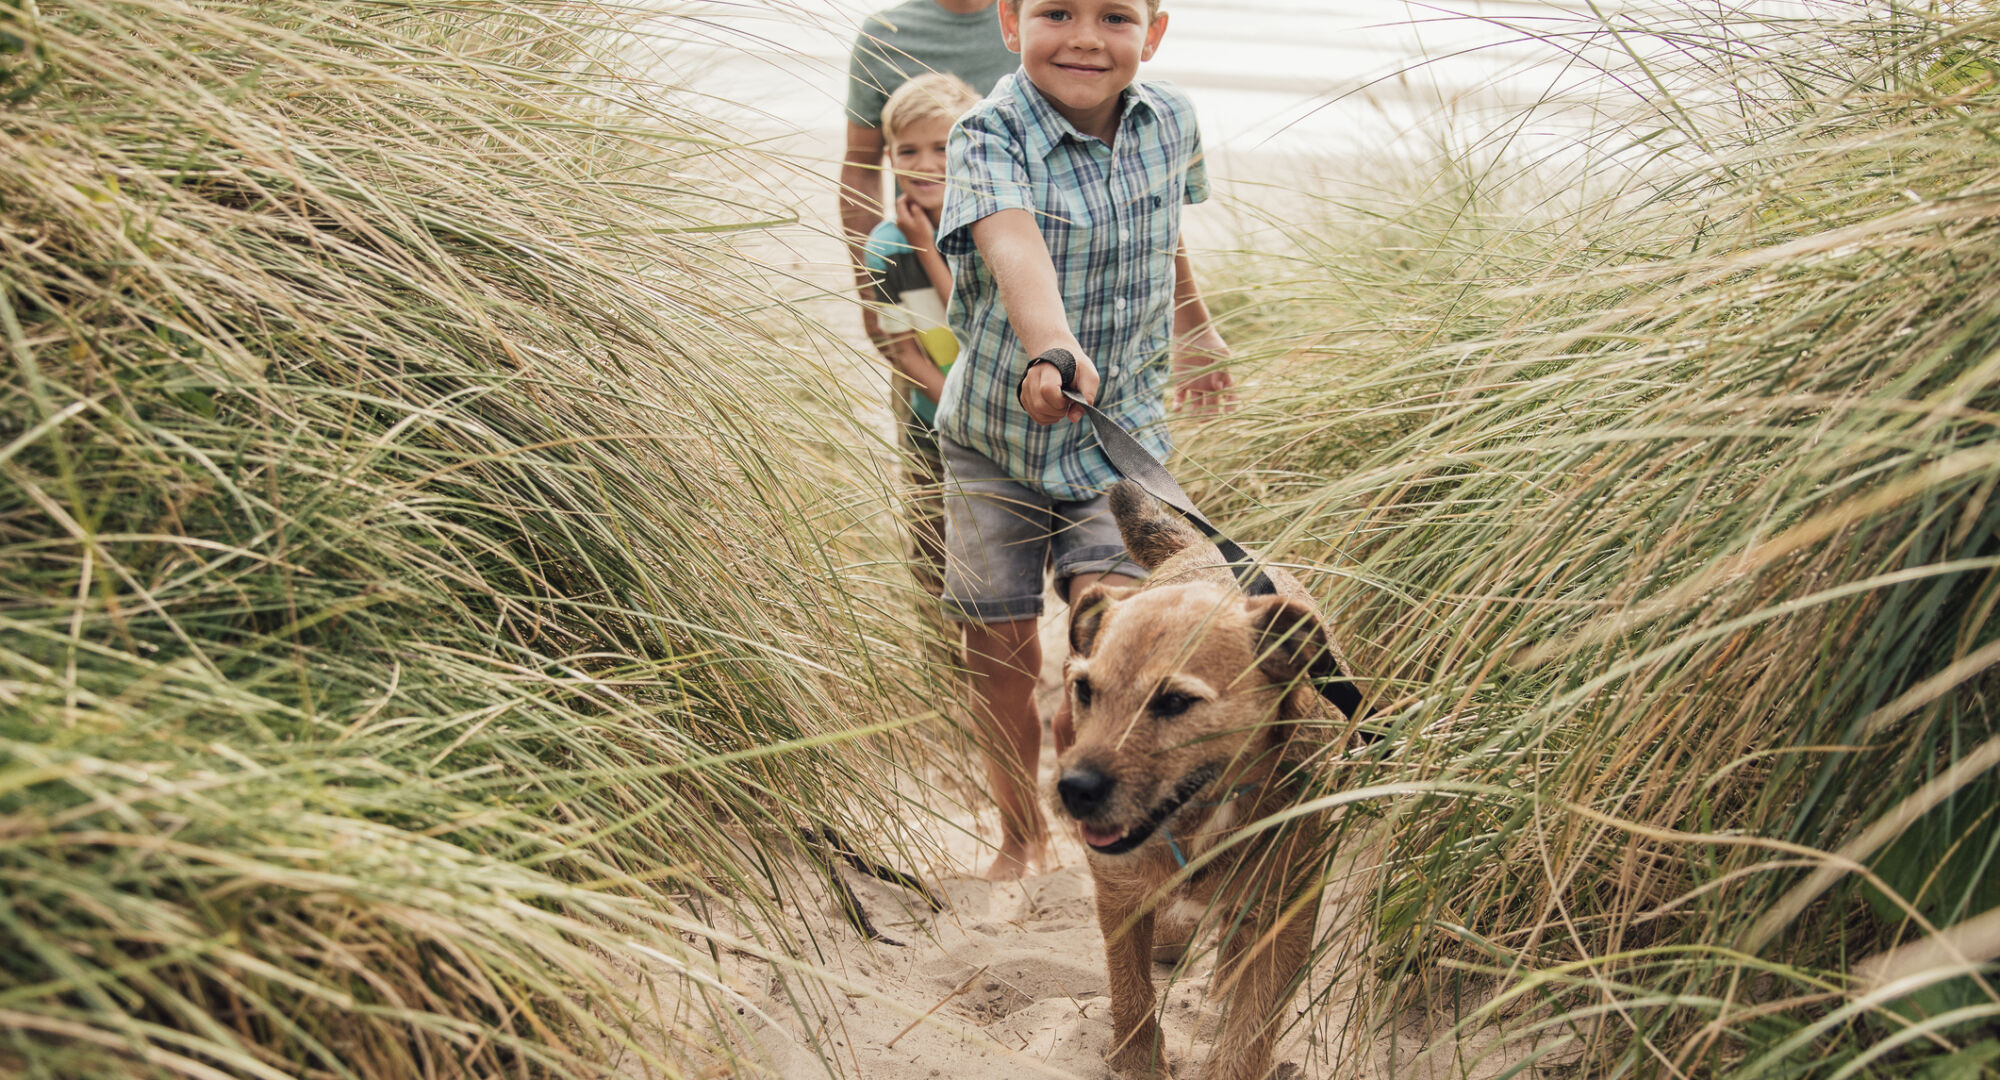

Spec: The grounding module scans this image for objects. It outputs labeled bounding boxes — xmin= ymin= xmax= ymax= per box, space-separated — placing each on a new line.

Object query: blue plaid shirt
xmin=934 ymin=71 xmax=1208 ymax=501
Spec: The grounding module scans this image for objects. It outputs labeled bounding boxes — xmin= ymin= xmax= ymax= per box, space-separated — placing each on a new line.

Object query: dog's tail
xmin=1108 ymin=479 xmax=1212 ymax=571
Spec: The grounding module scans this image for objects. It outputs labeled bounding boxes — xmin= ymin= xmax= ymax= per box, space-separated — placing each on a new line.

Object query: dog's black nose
xmin=1058 ymin=767 xmax=1115 ymax=818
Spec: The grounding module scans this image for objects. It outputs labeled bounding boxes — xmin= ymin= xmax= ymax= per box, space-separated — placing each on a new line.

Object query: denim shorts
xmin=940 ymin=438 xmax=1147 ymax=624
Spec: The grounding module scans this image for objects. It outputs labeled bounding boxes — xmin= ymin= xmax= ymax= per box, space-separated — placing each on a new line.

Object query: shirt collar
xmin=1006 ymin=70 xmax=1158 ymax=160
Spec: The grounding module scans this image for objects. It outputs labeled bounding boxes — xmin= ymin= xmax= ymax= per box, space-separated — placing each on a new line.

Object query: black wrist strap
xmin=1016 ymin=346 xmax=1078 ymax=405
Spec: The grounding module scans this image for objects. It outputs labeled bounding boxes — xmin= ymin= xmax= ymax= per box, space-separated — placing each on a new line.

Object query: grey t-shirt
xmin=845 ymin=1 xmax=1017 ymax=128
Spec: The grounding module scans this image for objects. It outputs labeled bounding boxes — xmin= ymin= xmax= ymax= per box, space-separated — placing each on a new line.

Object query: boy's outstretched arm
xmin=970 ymin=208 xmax=1100 ymax=426
xmin=1170 ymin=237 xmax=1235 ymax=415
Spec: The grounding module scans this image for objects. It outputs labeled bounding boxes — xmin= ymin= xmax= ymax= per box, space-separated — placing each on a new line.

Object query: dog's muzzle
xmin=1057 ymin=766 xmax=1115 ymax=818
xmin=1064 ymin=763 xmax=1221 ymax=856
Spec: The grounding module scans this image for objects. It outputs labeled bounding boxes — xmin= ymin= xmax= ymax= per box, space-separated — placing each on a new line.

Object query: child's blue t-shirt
xmin=863 ymin=220 xmax=959 ymax=427
xmin=934 ymin=71 xmax=1208 ymax=501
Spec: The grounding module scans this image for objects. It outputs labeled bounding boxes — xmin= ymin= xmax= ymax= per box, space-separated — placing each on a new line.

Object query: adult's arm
xmin=841 ymin=122 xmax=888 ymax=341
xmin=969 ymin=207 xmax=1098 ymax=425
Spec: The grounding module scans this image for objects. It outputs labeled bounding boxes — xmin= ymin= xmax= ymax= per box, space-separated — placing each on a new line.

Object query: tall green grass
xmin=1 ymin=2 xmax=934 ymax=1076
xmin=1194 ymin=2 xmax=2000 ymax=1075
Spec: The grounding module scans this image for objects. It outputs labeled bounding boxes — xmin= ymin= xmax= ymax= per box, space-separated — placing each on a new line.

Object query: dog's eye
xmin=1149 ymin=691 xmax=1196 ymax=719
xmin=1073 ymin=677 xmax=1092 ymax=708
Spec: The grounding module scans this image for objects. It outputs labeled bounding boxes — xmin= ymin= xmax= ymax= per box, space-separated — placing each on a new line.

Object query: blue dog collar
xmin=1161 ymin=783 xmax=1259 ymax=869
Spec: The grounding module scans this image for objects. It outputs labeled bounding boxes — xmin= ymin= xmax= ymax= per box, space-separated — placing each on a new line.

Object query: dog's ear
xmin=1246 ymin=594 xmax=1337 ymax=689
xmin=1069 ymin=583 xmax=1136 ymax=656
xmin=1108 ymin=480 xmax=1209 ymax=571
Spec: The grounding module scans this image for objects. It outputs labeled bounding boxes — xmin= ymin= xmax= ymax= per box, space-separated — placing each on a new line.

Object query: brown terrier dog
xmin=1055 ymin=481 xmax=1353 ymax=1080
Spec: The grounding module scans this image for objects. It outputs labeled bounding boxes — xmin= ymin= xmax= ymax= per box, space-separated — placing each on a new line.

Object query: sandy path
xmin=720 ymin=654 xmax=1531 ymax=1080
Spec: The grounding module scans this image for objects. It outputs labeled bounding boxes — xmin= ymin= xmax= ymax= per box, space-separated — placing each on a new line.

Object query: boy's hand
xmin=1020 ymin=348 xmax=1099 ymax=425
xmin=895 ymin=195 xmax=935 ymax=252
xmin=1172 ymin=327 xmax=1236 ymax=416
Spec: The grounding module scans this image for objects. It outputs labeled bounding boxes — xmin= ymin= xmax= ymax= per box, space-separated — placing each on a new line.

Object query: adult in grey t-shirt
xmin=837 ymin=0 xmax=1015 ymax=338
xmin=845 ymin=1 xmax=1015 ymax=129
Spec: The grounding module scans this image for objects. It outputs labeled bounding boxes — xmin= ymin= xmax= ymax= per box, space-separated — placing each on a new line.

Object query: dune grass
xmin=1182 ymin=2 xmax=2000 ymax=1075
xmin=0 ymin=1 xmax=943 ymax=1076
xmin=10 ymin=0 xmax=1999 ymax=1076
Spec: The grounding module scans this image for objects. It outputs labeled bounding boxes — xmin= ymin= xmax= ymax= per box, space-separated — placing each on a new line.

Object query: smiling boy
xmin=933 ymin=0 xmax=1232 ymax=879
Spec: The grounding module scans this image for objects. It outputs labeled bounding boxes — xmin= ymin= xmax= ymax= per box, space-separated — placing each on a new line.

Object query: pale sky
xmin=653 ymin=0 xmax=1611 ymax=165
xmin=644 ymin=0 xmax=1820 ymax=201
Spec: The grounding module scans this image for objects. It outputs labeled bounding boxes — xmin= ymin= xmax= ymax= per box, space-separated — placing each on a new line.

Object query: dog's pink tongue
xmin=1079 ymin=824 xmax=1126 ymax=849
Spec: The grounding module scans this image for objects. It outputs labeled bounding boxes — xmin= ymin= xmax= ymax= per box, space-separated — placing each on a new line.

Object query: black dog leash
xmin=1025 ymin=347 xmax=1369 ymax=721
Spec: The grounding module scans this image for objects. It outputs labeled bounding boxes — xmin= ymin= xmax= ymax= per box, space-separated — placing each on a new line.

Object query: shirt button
xmin=1108 ymin=364 xmax=1121 ymax=377
xmin=1114 ymin=297 xmax=1127 ymax=309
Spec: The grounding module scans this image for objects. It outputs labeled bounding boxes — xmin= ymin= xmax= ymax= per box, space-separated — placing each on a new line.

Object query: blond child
xmin=863 ymin=73 xmax=984 ymax=597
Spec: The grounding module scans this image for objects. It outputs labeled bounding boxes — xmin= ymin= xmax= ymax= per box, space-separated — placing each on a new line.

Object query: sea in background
xmin=640 ymin=1 xmax=1814 ymax=180
xmin=625 ymin=1 xmax=1812 ymax=355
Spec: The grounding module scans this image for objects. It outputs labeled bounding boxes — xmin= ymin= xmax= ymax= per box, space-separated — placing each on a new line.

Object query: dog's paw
xmin=1109 ymin=1058 xmax=1176 ymax=1080
xmin=1108 ymin=1036 xmax=1176 ymax=1080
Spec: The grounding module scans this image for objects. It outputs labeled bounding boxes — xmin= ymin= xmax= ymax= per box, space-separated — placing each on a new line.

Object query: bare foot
xmin=980 ymin=836 xmax=1047 ymax=881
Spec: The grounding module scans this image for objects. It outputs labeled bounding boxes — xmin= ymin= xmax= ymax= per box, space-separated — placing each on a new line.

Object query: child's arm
xmin=1169 ymin=238 xmax=1235 ymax=415
xmin=894 ymin=195 xmax=954 ymax=308
xmin=883 ymin=332 xmax=947 ymax=407
xmin=969 ymin=207 xmax=1100 ymax=425
xmin=862 ymin=270 xmax=948 ymax=406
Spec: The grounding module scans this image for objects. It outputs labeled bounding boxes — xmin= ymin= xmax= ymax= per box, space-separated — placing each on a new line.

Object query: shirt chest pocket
xmin=1037 ymin=181 xmax=1169 ymax=263
xmin=1035 ymin=179 xmax=1098 ymax=241
xmin=1117 ymin=171 xmax=1180 ymax=255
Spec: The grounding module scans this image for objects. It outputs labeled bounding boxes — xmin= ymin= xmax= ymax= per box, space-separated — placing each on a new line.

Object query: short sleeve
xmin=1156 ymin=85 xmax=1207 ymax=206
xmin=862 ymin=221 xmax=908 ymax=274
xmin=845 ymin=27 xmax=891 ymax=128
xmin=936 ymin=108 xmax=1034 ymax=258
xmin=1182 ymin=120 xmax=1209 ymax=206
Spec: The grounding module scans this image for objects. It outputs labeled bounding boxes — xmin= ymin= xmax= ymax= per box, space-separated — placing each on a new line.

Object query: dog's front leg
xmin=1205 ymin=896 xmax=1316 ymax=1080
xmin=1097 ymin=885 xmax=1169 ymax=1077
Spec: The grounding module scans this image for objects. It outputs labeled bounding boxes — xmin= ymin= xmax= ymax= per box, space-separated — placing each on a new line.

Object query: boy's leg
xmin=939 ymin=440 xmax=1056 ymax=880
xmin=962 ymin=615 xmax=1047 ymax=880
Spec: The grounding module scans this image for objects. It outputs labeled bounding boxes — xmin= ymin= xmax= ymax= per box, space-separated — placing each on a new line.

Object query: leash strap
xmin=1028 ymin=348 xmax=1276 ymax=595
xmin=1025 ymin=348 xmax=1368 ymax=721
